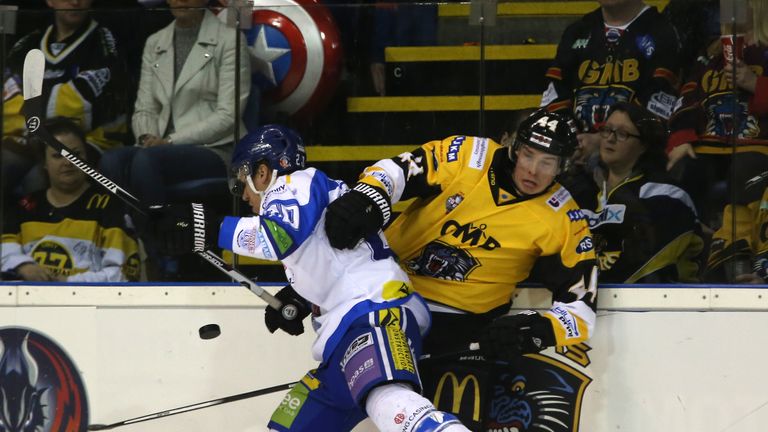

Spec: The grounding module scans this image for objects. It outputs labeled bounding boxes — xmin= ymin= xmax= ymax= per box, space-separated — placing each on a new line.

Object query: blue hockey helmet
xmin=229 ymin=125 xmax=307 ymax=196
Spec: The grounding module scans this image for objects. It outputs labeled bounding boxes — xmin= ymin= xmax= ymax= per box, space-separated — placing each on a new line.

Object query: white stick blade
xmin=22 ymin=49 xmax=45 ymax=100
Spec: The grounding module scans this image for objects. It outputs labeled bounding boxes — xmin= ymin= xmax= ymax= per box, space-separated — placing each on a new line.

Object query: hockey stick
xmin=418 ymin=342 xmax=481 ymax=362
xmin=21 ymin=49 xmax=289 ymax=314
xmin=86 ymin=345 xmax=481 ymax=430
xmin=87 ymin=381 xmax=296 ymax=430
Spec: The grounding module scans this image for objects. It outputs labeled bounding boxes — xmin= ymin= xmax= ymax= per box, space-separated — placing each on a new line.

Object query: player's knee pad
xmin=412 ymin=410 xmax=467 ymax=432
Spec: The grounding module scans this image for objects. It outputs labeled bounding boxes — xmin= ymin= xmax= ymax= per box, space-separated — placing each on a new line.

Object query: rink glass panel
xmin=0 ymin=1 xmax=761 ymax=287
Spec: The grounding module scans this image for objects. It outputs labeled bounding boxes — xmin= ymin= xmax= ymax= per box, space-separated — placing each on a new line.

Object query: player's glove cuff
xmin=324 ymin=183 xmax=391 ymax=250
xmin=351 ymin=182 xmax=391 ymax=226
xmin=144 ymin=203 xmax=219 ymax=256
xmin=265 ymin=285 xmax=312 ymax=336
xmin=479 ymin=310 xmax=556 ymax=361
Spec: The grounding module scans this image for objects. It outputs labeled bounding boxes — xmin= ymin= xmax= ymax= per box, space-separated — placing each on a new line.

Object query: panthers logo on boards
xmin=424 ymin=352 xmax=591 ymax=432
xmin=485 ymin=354 xmax=591 ymax=432
xmin=405 ymin=241 xmax=479 ymax=281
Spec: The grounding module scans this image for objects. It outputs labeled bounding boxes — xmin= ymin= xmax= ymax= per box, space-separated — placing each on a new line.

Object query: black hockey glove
xmin=479 ymin=310 xmax=557 ymax=361
xmin=265 ymin=285 xmax=312 ymax=336
xmin=325 ymin=183 xmax=391 ymax=249
xmin=145 ymin=203 xmax=218 ymax=256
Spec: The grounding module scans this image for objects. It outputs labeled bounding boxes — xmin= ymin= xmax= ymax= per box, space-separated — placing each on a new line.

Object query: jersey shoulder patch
xmin=544 ymin=185 xmax=574 ymax=212
xmin=439 ymin=136 xmax=498 ymax=171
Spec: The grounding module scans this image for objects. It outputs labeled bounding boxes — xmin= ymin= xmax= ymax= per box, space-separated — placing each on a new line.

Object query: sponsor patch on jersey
xmin=264 ymin=184 xmax=289 ymax=201
xmin=635 ymin=34 xmax=656 ymax=59
xmin=546 ymin=187 xmax=573 ymax=211
xmin=598 ymin=250 xmax=622 ymax=271
xmin=549 ymin=306 xmax=581 ymax=339
xmin=386 ymin=325 xmax=415 ymax=373
xmin=236 ymin=228 xmax=258 ymax=254
xmin=370 ymin=169 xmax=395 ymax=197
xmin=571 ymin=37 xmax=590 ymax=49
xmin=581 ymin=204 xmax=626 ymax=229
xmin=447 ymin=136 xmax=466 ymax=162
xmin=340 ymin=333 xmax=373 ymax=369
xmin=540 ymin=82 xmax=558 ymax=106
xmin=576 ymin=236 xmax=594 ymax=254
xmin=264 ymin=219 xmax=294 ymax=254
xmin=3 ymin=76 xmax=21 ymax=101
xmin=78 ymin=67 xmax=111 ymax=97
xmin=271 ymin=380 xmax=309 ymax=429
xmin=468 ymin=137 xmax=488 ymax=170
xmin=43 ymin=68 xmax=66 ymax=80
xmin=445 ymin=192 xmax=464 ymax=213
xmin=647 ymin=91 xmax=677 ymax=119
xmin=605 ymin=27 xmax=623 ymax=45
xmin=567 ymin=209 xmax=586 ymax=222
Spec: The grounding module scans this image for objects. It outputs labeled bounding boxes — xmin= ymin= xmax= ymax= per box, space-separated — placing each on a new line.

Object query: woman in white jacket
xmin=100 ymin=0 xmax=250 ymax=206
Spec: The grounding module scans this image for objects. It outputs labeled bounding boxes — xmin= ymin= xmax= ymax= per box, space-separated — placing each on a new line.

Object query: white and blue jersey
xmin=218 ymin=167 xmax=431 ymax=362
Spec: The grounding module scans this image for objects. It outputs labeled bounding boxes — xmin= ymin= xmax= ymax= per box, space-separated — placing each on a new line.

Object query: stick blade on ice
xmin=22 ymin=49 xmax=44 ymax=100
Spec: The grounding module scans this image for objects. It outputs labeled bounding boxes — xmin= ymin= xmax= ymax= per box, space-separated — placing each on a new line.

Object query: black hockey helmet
xmin=510 ymin=109 xmax=579 ymax=171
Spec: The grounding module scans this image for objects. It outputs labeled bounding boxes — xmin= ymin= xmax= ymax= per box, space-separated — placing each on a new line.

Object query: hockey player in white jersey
xmin=154 ymin=125 xmax=470 ymax=432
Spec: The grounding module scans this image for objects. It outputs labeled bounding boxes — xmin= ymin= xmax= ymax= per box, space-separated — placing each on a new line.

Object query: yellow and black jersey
xmin=1 ymin=186 xmax=140 ymax=282
xmin=359 ymin=136 xmax=598 ymax=347
xmin=3 ymin=18 xmax=128 ymax=150
xmin=753 ymin=185 xmax=768 ymax=281
xmin=542 ymin=6 xmax=679 ymax=127
xmin=668 ymin=45 xmax=768 ymax=156
xmin=587 ymin=171 xmax=703 ymax=283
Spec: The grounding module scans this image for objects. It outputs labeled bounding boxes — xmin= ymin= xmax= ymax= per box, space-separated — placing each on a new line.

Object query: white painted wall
xmin=0 ymin=284 xmax=766 ymax=432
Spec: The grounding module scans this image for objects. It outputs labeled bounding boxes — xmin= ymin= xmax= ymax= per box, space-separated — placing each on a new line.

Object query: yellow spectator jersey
xmin=3 ymin=19 xmax=128 ymax=150
xmin=360 ymin=135 xmax=598 ymax=346
xmin=1 ymin=186 xmax=140 ymax=282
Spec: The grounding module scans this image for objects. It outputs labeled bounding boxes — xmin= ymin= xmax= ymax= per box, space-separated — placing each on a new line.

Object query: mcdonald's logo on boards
xmin=434 ymin=372 xmax=481 ymax=422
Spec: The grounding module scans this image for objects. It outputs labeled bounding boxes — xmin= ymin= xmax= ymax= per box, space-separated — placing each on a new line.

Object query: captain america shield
xmin=245 ymin=0 xmax=342 ymax=119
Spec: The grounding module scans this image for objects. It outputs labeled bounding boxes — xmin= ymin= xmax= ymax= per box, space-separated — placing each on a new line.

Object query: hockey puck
xmin=198 ymin=324 xmax=221 ymax=340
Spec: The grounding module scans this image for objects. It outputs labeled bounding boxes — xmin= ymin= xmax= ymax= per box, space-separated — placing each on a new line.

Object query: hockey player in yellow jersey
xmin=325 ymin=109 xmax=598 ymax=430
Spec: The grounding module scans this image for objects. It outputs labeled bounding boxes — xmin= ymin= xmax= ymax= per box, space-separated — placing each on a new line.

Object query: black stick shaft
xmin=87 ymin=382 xmax=296 ymax=430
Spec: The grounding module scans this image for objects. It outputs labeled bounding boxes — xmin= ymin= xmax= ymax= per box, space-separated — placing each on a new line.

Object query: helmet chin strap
xmin=246 ymin=168 xmax=279 ymax=200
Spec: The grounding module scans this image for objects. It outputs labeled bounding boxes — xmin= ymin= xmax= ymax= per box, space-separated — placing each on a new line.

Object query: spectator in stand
xmin=369 ymin=0 xmax=436 ymax=96
xmin=663 ymin=0 xmax=720 ymax=79
xmin=666 ymin=0 xmax=768 ymax=282
xmin=98 ymin=0 xmax=250 ymax=207
xmin=2 ymin=0 xmax=129 ymax=196
xmin=747 ymin=173 xmax=768 ymax=283
xmin=569 ymin=102 xmax=703 ymax=283
xmin=541 ymin=0 xmax=681 ymax=163
xmin=1 ymin=118 xmax=140 ymax=282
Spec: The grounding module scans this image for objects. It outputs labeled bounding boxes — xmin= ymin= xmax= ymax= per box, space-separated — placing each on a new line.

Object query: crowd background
xmin=0 ymin=0 xmax=765 ymax=285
